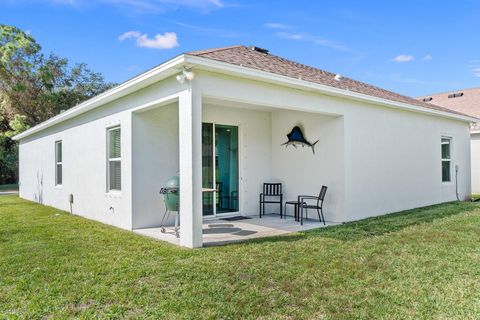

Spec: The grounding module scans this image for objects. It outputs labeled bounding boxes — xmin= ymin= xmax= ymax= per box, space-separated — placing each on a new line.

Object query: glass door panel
xmin=202 ymin=123 xmax=239 ymax=216
xmin=202 ymin=123 xmax=214 ymax=216
xmin=215 ymin=125 xmax=239 ymax=213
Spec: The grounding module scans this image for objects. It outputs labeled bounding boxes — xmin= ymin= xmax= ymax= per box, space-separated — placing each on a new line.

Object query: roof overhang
xmin=184 ymin=54 xmax=479 ymax=123
xmin=13 ymin=54 xmax=185 ymax=140
xmin=13 ymin=53 xmax=478 ymax=141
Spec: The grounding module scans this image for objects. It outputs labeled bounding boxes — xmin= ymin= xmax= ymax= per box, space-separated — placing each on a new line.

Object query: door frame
xmin=202 ymin=121 xmax=243 ymax=219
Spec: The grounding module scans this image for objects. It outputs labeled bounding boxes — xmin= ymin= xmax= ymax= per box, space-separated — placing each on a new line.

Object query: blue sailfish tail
xmin=311 ymin=140 xmax=319 ymax=154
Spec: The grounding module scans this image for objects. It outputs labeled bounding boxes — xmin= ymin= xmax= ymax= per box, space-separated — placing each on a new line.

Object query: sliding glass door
xmin=202 ymin=123 xmax=239 ymax=217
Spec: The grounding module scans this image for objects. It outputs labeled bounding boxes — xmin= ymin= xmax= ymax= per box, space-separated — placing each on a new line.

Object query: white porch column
xmin=178 ymin=87 xmax=203 ymax=248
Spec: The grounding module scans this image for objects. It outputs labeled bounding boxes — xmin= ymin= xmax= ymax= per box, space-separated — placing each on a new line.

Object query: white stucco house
xmin=418 ymin=88 xmax=480 ymax=193
xmin=13 ymin=45 xmax=476 ymax=248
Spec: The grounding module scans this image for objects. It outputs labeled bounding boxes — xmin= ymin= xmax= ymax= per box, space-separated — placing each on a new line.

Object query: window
xmin=55 ymin=141 xmax=62 ymax=185
xmin=107 ymin=126 xmax=121 ymax=191
xmin=441 ymin=137 xmax=451 ymax=182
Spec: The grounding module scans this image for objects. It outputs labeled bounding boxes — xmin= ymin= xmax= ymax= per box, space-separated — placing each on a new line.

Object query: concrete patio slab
xmin=134 ymin=215 xmax=335 ymax=247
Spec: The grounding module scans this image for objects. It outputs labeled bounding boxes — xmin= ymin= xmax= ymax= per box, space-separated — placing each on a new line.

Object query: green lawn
xmin=1 ymin=196 xmax=480 ymax=319
xmin=0 ymin=184 xmax=18 ymax=192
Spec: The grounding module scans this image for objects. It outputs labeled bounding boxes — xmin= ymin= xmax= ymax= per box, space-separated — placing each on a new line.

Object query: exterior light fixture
xmin=176 ymin=69 xmax=195 ymax=84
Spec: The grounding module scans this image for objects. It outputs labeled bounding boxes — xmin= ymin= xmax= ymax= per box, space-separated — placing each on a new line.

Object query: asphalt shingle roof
xmin=187 ymin=45 xmax=470 ymax=117
xmin=418 ymin=88 xmax=480 ymax=118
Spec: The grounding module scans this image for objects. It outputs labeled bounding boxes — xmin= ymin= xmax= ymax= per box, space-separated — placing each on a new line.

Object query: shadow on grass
xmin=240 ymin=201 xmax=479 ymax=246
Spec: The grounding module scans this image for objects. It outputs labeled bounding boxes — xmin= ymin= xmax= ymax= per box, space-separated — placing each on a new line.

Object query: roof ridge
xmin=418 ymin=86 xmax=480 ymax=98
xmin=262 ymin=49 xmax=439 ymax=108
xmin=186 ymin=45 xmax=244 ymax=56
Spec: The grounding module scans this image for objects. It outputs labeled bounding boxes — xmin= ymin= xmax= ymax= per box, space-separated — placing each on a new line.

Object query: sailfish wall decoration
xmin=281 ymin=126 xmax=319 ymax=154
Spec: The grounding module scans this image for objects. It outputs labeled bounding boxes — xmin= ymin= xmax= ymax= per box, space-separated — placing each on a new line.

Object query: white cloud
xmin=276 ymin=31 xmax=346 ymax=51
xmin=118 ymin=30 xmax=141 ymax=41
xmin=468 ymin=60 xmax=480 ymax=77
xmin=389 ymin=73 xmax=464 ymax=87
xmin=264 ymin=23 xmax=289 ymax=30
xmin=127 ymin=64 xmax=139 ymax=72
xmin=423 ymin=54 xmax=432 ymax=60
xmin=471 ymin=67 xmax=480 ymax=77
xmin=101 ymin=0 xmax=224 ymax=13
xmin=51 ymin=0 xmax=80 ymax=5
xmin=172 ymin=21 xmax=246 ymax=38
xmin=37 ymin=0 xmax=226 ymax=13
xmin=119 ymin=31 xmax=179 ymax=49
xmin=472 ymin=69 xmax=480 ymax=77
xmin=392 ymin=54 xmax=414 ymax=63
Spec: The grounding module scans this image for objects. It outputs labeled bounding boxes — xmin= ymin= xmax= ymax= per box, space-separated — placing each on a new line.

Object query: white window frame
xmin=107 ymin=126 xmax=121 ymax=192
xmin=441 ymin=137 xmax=452 ymax=183
xmin=55 ymin=140 xmax=62 ymax=186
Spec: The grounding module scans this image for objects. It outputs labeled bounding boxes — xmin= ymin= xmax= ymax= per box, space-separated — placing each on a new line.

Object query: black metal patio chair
xmin=298 ymin=186 xmax=328 ymax=225
xmin=259 ymin=183 xmax=283 ymax=218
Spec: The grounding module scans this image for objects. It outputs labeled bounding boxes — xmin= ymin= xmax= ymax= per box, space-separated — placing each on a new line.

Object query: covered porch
xmin=131 ymin=96 xmax=344 ymax=247
xmin=130 ymin=76 xmax=345 ymax=247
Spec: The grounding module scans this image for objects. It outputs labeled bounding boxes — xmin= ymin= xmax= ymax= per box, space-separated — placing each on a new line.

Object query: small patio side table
xmin=284 ymin=200 xmax=301 ymax=221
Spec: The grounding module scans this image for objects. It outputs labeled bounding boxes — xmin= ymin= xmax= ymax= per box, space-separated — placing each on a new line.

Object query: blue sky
xmin=1 ymin=0 xmax=479 ymax=97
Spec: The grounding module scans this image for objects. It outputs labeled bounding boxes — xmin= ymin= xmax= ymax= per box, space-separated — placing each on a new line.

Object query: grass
xmin=0 ymin=184 xmax=18 ymax=192
xmin=1 ymin=196 xmax=480 ymax=319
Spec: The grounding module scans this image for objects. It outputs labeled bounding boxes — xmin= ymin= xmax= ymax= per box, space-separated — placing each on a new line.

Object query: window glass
xmin=441 ymin=138 xmax=451 ymax=182
xmin=442 ymin=161 xmax=450 ymax=182
xmin=55 ymin=141 xmax=62 ymax=185
xmin=441 ymin=138 xmax=450 ymax=159
xmin=108 ymin=127 xmax=121 ymax=191
xmin=55 ymin=141 xmax=62 ymax=162
xmin=109 ymin=160 xmax=121 ymax=190
xmin=109 ymin=128 xmax=121 ymax=159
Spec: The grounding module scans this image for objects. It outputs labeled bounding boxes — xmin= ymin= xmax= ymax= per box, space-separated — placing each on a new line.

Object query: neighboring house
xmin=418 ymin=88 xmax=480 ymax=193
xmin=13 ymin=45 xmax=475 ymax=248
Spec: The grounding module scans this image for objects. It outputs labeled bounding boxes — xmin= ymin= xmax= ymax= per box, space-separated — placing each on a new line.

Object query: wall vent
xmin=422 ymin=97 xmax=433 ymax=102
xmin=448 ymin=92 xmax=464 ymax=98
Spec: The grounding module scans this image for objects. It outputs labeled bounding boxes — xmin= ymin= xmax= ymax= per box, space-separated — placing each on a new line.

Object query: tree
xmin=0 ymin=25 xmax=115 ymax=184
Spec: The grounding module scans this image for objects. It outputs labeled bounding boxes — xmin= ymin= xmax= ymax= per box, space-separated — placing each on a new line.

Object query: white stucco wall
xmin=271 ymin=110 xmax=345 ymax=222
xmin=131 ymin=103 xmax=179 ymax=229
xmin=18 ymin=76 xmax=182 ymax=230
xmin=18 ymin=107 xmax=133 ymax=229
xmin=196 ymin=70 xmax=471 ymax=221
xmin=343 ymin=101 xmax=471 ymax=220
xmin=471 ymin=133 xmax=480 ymax=193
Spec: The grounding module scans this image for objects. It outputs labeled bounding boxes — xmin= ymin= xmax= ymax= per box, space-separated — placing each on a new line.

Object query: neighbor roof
xmin=187 ymin=45 xmax=469 ymax=117
xmin=417 ymin=87 xmax=480 ymax=119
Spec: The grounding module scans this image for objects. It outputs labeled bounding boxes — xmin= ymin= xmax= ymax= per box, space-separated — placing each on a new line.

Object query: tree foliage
xmin=0 ymin=24 xmax=115 ymax=184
